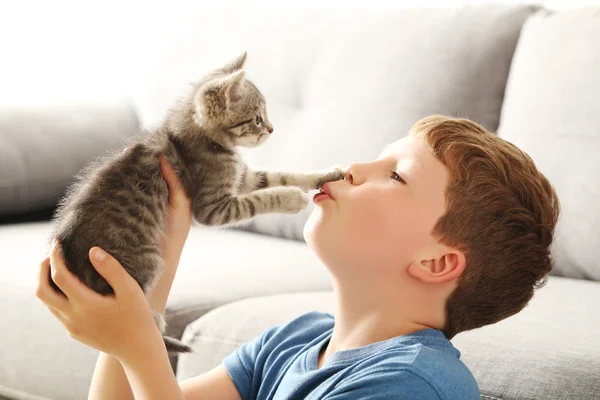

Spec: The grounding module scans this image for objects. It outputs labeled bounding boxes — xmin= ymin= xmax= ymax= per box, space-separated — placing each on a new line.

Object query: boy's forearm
xmin=88 ymin=353 xmax=134 ymax=400
xmin=89 ymin=255 xmax=181 ymax=399
xmin=149 ymin=250 xmax=183 ymax=314
xmin=88 ymin=332 xmax=183 ymax=400
xmin=119 ymin=329 xmax=185 ymax=400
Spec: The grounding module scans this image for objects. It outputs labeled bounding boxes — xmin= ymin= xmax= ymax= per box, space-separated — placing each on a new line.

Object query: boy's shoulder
xmin=375 ymin=332 xmax=480 ymax=399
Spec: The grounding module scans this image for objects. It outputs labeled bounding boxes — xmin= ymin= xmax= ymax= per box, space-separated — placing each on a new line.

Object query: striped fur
xmin=48 ymin=52 xmax=343 ymax=355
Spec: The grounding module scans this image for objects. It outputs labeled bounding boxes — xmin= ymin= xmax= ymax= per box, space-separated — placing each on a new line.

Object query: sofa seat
xmin=178 ymin=276 xmax=600 ymax=400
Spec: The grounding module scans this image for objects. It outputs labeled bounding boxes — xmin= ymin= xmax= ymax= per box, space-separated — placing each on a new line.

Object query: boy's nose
xmin=345 ymin=163 xmax=365 ymax=185
xmin=345 ymin=170 xmax=354 ymax=184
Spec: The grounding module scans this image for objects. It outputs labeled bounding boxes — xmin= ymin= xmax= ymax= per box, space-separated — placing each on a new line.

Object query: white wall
xmin=0 ymin=0 xmax=597 ymax=112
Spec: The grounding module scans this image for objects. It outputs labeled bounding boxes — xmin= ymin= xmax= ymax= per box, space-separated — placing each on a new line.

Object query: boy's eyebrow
xmin=380 ymin=143 xmax=423 ymax=174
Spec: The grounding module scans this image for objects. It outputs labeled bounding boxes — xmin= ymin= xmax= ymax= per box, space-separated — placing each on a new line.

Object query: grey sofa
xmin=1 ymin=4 xmax=599 ymax=400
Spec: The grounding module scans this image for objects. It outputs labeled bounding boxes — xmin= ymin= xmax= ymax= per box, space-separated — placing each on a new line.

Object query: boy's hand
xmin=36 ymin=242 xmax=160 ymax=363
xmin=150 ymin=154 xmax=192 ymax=313
xmin=157 ymin=153 xmax=192 ymax=276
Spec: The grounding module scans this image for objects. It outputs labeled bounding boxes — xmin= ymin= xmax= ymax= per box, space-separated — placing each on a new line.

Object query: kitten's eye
xmin=255 ymin=115 xmax=262 ymax=125
xmin=390 ymin=171 xmax=406 ymax=184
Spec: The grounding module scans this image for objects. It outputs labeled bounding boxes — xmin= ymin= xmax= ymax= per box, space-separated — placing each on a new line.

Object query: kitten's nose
xmin=267 ymin=126 xmax=274 ymax=134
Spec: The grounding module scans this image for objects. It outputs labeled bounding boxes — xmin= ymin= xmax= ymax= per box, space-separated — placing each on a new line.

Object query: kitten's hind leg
xmin=152 ymin=309 xmax=192 ymax=354
xmin=152 ymin=309 xmax=167 ymax=333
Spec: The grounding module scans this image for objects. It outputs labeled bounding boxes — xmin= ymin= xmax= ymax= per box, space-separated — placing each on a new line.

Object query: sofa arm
xmin=0 ymin=101 xmax=139 ymax=217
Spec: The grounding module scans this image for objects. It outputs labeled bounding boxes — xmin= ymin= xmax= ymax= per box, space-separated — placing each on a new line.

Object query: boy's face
xmin=304 ymin=134 xmax=450 ymax=283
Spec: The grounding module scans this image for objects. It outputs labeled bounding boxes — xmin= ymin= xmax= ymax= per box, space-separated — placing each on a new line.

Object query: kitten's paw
xmin=282 ymin=187 xmax=309 ymax=213
xmin=315 ymin=166 xmax=346 ymax=189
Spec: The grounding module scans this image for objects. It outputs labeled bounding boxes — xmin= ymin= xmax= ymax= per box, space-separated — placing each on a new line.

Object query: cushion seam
xmin=188 ymin=334 xmax=244 ymax=347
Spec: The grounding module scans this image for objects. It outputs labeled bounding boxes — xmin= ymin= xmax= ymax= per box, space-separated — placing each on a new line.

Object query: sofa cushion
xmin=178 ymin=276 xmax=600 ymax=400
xmin=164 ymin=224 xmax=333 ymax=341
xmin=131 ymin=4 xmax=537 ymax=241
xmin=0 ymin=101 xmax=139 ymax=217
xmin=497 ymin=8 xmax=600 ymax=280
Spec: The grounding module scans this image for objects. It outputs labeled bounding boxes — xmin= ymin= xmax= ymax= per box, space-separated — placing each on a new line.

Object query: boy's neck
xmin=317 ymin=281 xmax=443 ymax=368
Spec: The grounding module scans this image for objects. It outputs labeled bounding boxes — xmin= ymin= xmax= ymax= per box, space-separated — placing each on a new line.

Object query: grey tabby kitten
xmin=48 ymin=52 xmax=344 ymax=354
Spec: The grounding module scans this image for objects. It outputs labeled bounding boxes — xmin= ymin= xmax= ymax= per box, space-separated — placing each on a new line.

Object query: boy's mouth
xmin=313 ymin=183 xmax=334 ymax=203
xmin=321 ymin=183 xmax=335 ymax=198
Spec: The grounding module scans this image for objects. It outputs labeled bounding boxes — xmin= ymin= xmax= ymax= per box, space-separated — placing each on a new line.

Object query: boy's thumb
xmin=91 ymin=247 xmax=108 ymax=264
xmin=89 ymin=247 xmax=136 ymax=293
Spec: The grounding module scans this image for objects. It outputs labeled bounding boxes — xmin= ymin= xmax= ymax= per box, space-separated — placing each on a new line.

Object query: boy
xmin=36 ymin=115 xmax=559 ymax=399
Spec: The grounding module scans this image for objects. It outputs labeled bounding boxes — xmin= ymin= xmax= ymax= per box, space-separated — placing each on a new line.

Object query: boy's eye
xmin=390 ymin=171 xmax=406 ymax=184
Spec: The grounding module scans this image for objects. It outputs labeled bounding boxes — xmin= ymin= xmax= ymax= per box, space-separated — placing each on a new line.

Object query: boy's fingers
xmin=160 ymin=154 xmax=191 ymax=208
xmin=36 ymin=256 xmax=69 ymax=310
xmin=48 ymin=241 xmax=90 ymax=302
xmin=159 ymin=154 xmax=180 ymax=189
xmin=45 ymin=306 xmax=79 ymax=337
xmin=46 ymin=305 xmax=70 ymax=327
xmin=88 ymin=247 xmax=139 ymax=298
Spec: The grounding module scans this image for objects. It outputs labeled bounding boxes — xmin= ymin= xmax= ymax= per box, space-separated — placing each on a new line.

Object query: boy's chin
xmin=303 ymin=207 xmax=328 ymax=243
xmin=303 ymin=215 xmax=318 ymax=248
xmin=304 ymin=210 xmax=345 ymax=260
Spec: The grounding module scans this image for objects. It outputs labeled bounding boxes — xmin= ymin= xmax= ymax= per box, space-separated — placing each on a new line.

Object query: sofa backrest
xmin=133 ymin=4 xmax=536 ymax=241
xmin=497 ymin=7 xmax=600 ymax=281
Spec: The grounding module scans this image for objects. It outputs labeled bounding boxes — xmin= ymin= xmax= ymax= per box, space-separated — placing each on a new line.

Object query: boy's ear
xmin=408 ymin=249 xmax=466 ymax=284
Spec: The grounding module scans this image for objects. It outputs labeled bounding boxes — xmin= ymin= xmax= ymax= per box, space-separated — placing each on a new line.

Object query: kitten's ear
xmin=215 ymin=52 xmax=247 ymax=76
xmin=198 ymin=70 xmax=246 ymax=114
xmin=221 ymin=70 xmax=245 ymax=107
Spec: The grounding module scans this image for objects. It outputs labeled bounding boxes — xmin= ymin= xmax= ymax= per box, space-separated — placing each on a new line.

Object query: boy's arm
xmin=86 ymin=285 xmax=177 ymax=400
xmin=86 ymin=284 xmax=182 ymax=400
xmin=115 ymin=330 xmax=241 ymax=400
xmin=86 ymin=245 xmax=185 ymax=399
xmin=118 ymin=328 xmax=184 ymax=400
xmin=87 ymin=222 xmax=182 ymax=399
xmin=90 ymin=331 xmax=240 ymax=400
xmin=179 ymin=365 xmax=242 ymax=400
xmin=88 ymin=354 xmax=133 ymax=399
xmin=88 ymin=252 xmax=239 ymax=400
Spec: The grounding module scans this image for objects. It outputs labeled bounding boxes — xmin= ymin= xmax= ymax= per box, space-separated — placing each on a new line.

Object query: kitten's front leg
xmin=237 ymin=164 xmax=345 ymax=194
xmin=196 ymin=187 xmax=309 ymax=226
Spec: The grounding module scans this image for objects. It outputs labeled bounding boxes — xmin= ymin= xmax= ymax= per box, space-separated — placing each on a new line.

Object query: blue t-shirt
xmin=223 ymin=311 xmax=480 ymax=399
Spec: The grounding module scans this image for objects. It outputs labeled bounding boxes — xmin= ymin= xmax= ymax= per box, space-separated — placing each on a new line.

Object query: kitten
xmin=48 ymin=52 xmax=344 ymax=354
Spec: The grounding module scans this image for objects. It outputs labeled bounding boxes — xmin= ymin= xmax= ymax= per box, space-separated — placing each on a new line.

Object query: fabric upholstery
xmin=0 ymin=101 xmax=139 ymax=217
xmin=497 ymin=8 xmax=600 ymax=280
